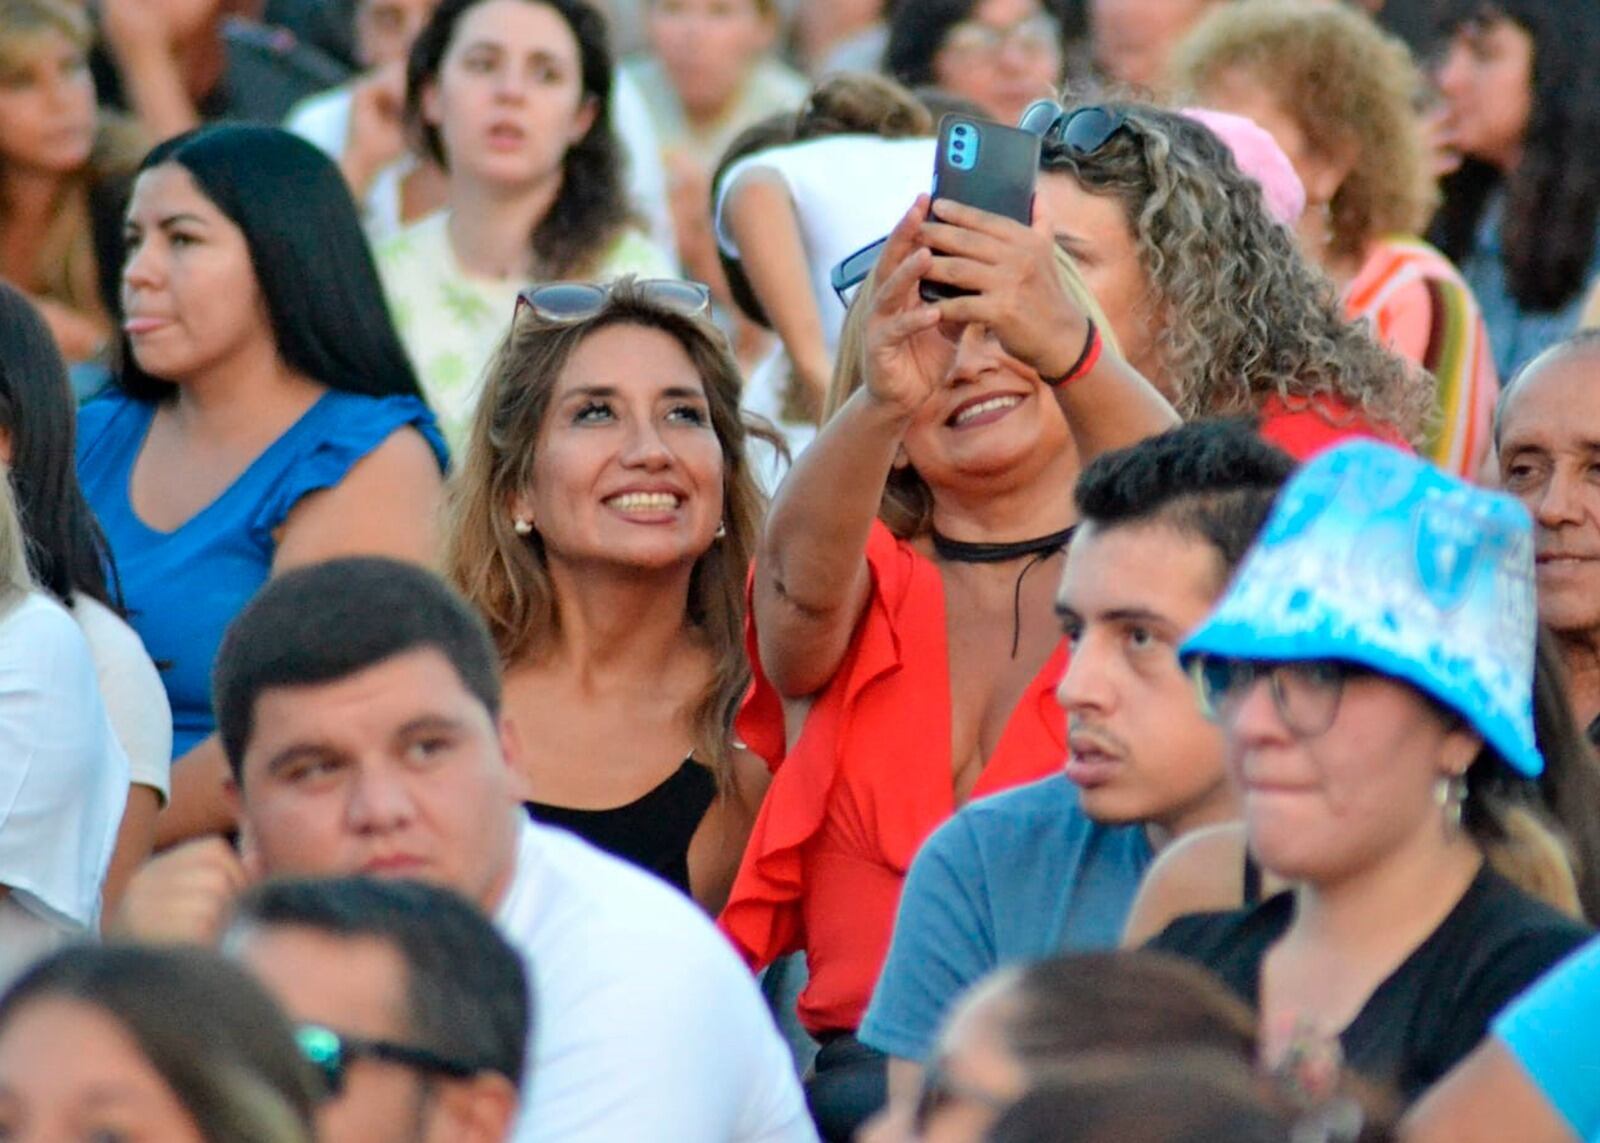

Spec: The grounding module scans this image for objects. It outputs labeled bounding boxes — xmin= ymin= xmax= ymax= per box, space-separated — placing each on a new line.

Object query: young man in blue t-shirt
xmin=858 ymin=420 xmax=1296 ymax=1114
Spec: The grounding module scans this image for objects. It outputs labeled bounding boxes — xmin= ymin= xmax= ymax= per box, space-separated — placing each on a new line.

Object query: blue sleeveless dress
xmin=76 ymin=389 xmax=448 ymax=758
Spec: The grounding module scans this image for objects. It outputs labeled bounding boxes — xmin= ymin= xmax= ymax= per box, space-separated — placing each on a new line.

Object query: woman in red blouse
xmin=718 ymin=192 xmax=1177 ymax=1135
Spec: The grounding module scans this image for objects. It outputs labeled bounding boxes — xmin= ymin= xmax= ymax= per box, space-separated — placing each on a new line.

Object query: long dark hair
xmin=0 ymin=284 xmax=115 ymax=608
xmin=1429 ymin=0 xmax=1600 ymax=312
xmin=405 ymin=0 xmax=632 ymax=278
xmin=0 ymin=945 xmax=319 ymax=1143
xmin=116 ymin=125 xmax=424 ymax=404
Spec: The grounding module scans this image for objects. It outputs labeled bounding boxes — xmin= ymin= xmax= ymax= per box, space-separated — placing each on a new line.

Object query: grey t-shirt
xmin=859 ymin=775 xmax=1154 ymax=1063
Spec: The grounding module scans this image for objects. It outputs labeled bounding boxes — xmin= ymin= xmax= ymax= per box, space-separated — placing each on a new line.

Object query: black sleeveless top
xmin=524 ymin=758 xmax=716 ymax=896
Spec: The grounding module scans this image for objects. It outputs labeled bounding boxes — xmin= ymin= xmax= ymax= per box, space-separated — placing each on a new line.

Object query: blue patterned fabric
xmin=1179 ymin=440 xmax=1540 ymax=776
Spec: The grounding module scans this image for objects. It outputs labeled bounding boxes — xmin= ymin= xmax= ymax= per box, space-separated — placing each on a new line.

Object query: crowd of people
xmin=2 ymin=0 xmax=1599 ymax=1140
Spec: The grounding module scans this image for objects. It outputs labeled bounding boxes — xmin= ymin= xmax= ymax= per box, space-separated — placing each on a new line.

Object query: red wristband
xmin=1042 ymin=318 xmax=1102 ymax=388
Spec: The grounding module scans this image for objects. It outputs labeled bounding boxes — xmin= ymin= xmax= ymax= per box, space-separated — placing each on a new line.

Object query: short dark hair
xmin=0 ymin=283 xmax=116 ymax=608
xmin=1072 ymin=419 xmax=1296 ymax=579
xmin=997 ymin=952 xmax=1257 ymax=1072
xmin=230 ymin=878 xmax=530 ymax=1088
xmin=118 ymin=125 xmax=424 ymax=406
xmin=0 ymin=945 xmax=320 ymax=1141
xmin=212 ymin=557 xmax=503 ymax=782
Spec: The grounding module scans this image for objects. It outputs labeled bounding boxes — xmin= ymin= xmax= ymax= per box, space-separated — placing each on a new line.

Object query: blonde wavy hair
xmin=824 ymin=247 xmax=1115 ymax=538
xmin=1041 ymin=102 xmax=1431 ymax=442
xmin=0 ymin=0 xmax=143 ymax=328
xmin=443 ymin=279 xmax=774 ymax=786
xmin=1172 ymin=0 xmax=1438 ymax=264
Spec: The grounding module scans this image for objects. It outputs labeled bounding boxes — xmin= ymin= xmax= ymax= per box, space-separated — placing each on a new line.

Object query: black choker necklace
xmin=931 ymin=525 xmax=1076 ymax=658
xmin=931 ymin=525 xmax=1077 ymax=564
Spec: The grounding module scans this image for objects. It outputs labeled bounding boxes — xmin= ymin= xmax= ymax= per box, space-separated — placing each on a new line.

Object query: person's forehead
xmin=1059 ymin=521 xmax=1222 ymax=615
xmin=1502 ymin=350 xmax=1600 ymax=445
xmin=236 ymin=928 xmax=410 ymax=1037
xmin=246 ymin=648 xmax=492 ymax=758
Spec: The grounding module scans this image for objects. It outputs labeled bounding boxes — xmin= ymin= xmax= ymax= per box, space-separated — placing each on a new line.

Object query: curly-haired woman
xmin=1174 ymin=0 xmax=1499 ymax=478
xmin=1034 ymin=101 xmax=1427 ymax=460
xmin=377 ymin=0 xmax=674 ymax=450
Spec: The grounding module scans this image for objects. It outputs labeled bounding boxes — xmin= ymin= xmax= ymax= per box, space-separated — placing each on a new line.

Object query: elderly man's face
xmin=1498 ymin=348 xmax=1600 ymax=638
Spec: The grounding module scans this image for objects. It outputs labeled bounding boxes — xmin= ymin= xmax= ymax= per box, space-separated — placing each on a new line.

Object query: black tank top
xmin=523 ymin=758 xmax=716 ymax=897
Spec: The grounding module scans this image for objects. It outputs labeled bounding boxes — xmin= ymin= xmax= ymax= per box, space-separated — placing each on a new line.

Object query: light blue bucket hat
xmin=1179 ymin=440 xmax=1542 ymax=777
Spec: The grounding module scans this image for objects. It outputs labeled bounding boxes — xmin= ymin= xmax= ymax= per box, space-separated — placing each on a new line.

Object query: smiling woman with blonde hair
xmin=445 ymin=276 xmax=776 ymax=912
xmin=718 ymin=187 xmax=1174 ymax=1133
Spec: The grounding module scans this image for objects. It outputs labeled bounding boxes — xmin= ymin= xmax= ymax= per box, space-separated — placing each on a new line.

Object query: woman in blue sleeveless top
xmin=77 ymin=125 xmax=448 ymax=846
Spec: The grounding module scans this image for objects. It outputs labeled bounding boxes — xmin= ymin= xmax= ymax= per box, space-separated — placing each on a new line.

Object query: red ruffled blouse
xmin=718 ymin=520 xmax=1068 ymax=1036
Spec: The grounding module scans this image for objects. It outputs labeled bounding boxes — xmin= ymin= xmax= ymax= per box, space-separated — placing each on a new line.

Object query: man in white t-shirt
xmin=116 ymin=557 xmax=815 ymax=1143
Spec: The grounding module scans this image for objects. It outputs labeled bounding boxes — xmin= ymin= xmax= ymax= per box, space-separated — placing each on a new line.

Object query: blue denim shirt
xmin=1463 ymin=192 xmax=1600 ymax=379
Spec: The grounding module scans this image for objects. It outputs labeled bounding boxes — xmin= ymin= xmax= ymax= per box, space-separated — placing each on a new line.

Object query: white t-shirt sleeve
xmin=0 ymin=594 xmax=129 ymax=933
xmin=611 ymin=67 xmax=678 ymax=262
xmin=283 ymin=85 xmax=354 ymax=159
xmin=71 ymin=595 xmax=171 ymax=801
xmin=502 ymin=826 xmax=815 ymax=1143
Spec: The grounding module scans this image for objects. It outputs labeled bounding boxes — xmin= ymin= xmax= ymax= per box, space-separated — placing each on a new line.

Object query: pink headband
xmin=1180 ymin=107 xmax=1306 ymax=228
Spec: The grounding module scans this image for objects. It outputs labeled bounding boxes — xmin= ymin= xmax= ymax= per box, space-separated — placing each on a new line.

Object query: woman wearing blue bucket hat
xmin=1149 ymin=439 xmax=1592 ymax=1103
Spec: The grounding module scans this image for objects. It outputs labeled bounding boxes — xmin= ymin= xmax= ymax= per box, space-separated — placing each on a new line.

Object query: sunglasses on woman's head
xmin=513 ymin=279 xmax=712 ymax=325
xmin=1044 ymin=105 xmax=1136 ymax=156
xmin=295 ymin=1024 xmax=481 ymax=1100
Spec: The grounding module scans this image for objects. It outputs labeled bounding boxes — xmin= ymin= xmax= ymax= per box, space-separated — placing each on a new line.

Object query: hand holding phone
xmin=920 ymin=115 xmax=1041 ymax=303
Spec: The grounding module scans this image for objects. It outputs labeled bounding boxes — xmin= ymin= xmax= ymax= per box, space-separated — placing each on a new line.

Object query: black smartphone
xmin=921 ymin=114 xmax=1041 ymax=302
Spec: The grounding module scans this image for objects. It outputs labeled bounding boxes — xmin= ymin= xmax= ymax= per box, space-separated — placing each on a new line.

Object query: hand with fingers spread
xmin=110 ymin=835 xmax=252 ymax=946
xmin=859 ymin=197 xmax=949 ymax=419
xmin=919 ymin=196 xmax=1093 ymax=382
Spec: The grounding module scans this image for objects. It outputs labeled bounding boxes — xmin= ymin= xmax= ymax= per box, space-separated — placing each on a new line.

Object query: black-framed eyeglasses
xmin=830 ymin=236 xmax=889 ymax=309
xmin=1189 ymin=655 xmax=1372 ymax=739
xmin=296 ymin=1024 xmax=481 ymax=1099
xmin=912 ymin=1058 xmax=1011 ymax=1133
xmin=513 ymin=278 xmax=712 ymax=324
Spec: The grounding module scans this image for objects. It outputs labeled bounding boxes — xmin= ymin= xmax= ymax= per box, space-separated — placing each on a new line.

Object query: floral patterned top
xmin=377 ymin=211 xmax=675 ymax=452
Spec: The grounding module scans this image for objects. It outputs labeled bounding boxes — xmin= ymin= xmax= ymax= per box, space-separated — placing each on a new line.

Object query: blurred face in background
xmin=0 ymin=25 xmax=96 ymax=177
xmin=931 ymin=0 xmax=1061 ymax=129
xmin=1033 ymin=171 xmax=1164 ymax=394
xmin=356 ymin=0 xmax=442 ymax=68
xmin=648 ymin=0 xmax=775 ymax=122
xmin=1435 ymin=14 xmax=1534 ymax=171
xmin=422 ymin=0 xmax=596 ymax=190
xmin=1090 ymin=0 xmax=1218 ymax=95
xmin=0 ymin=998 xmax=208 ymax=1143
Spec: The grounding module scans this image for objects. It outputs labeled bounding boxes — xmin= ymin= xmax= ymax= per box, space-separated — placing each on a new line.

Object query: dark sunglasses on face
xmin=296 ymin=1024 xmax=482 ymax=1100
xmin=513 ymin=278 xmax=712 ymax=325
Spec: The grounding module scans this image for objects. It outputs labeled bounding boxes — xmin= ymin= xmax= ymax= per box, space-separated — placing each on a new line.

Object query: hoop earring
xmin=1435 ymin=772 xmax=1467 ymax=834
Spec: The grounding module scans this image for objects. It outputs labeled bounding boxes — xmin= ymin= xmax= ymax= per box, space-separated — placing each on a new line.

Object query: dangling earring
xmin=714 ymin=520 xmax=727 ymax=540
xmin=1435 ymin=772 xmax=1467 ymax=834
xmin=513 ymin=517 xmax=533 ymax=536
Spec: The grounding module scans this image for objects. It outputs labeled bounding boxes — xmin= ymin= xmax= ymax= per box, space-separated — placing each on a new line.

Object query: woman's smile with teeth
xmin=606 ymin=492 xmax=681 ymax=511
xmin=951 ymin=394 xmax=1023 ymax=426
